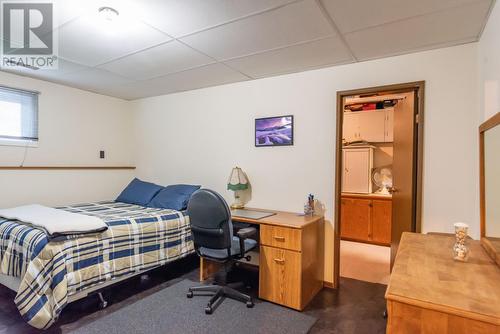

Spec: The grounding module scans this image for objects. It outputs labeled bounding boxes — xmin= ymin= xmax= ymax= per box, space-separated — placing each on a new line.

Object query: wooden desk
xmin=199 ymin=208 xmax=324 ymax=311
xmin=386 ymin=233 xmax=500 ymax=334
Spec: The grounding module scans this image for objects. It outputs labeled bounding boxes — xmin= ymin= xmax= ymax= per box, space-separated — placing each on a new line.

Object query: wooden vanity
xmin=386 ymin=233 xmax=500 ymax=334
xmin=386 ymin=112 xmax=500 ymax=333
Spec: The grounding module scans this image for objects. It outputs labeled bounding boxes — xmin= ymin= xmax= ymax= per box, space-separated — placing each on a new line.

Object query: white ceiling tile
xmin=226 ymin=36 xmax=354 ymax=78
xmin=57 ymin=13 xmax=171 ymax=67
xmin=98 ymin=41 xmax=215 ymax=80
xmin=105 ymin=63 xmax=249 ymax=99
xmin=1 ymin=58 xmax=89 ymax=80
xmin=138 ymin=0 xmax=297 ymax=38
xmin=321 ymin=0 xmax=488 ymax=34
xmin=54 ymin=67 xmax=134 ymax=92
xmin=52 ymin=0 xmax=144 ymax=29
xmin=180 ymin=0 xmax=335 ymax=60
xmin=345 ymin=0 xmax=491 ymax=60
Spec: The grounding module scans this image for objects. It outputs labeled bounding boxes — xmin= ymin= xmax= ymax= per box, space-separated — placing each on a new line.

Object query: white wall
xmin=0 ymin=72 xmax=135 ymax=207
xmin=132 ymin=43 xmax=480 ymax=283
xmin=479 ymin=2 xmax=500 ymax=122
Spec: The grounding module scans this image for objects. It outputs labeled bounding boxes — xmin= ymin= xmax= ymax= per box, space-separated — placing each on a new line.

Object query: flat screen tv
xmin=255 ymin=115 xmax=294 ymax=147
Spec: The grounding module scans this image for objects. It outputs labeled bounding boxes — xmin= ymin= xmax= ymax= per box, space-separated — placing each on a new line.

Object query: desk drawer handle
xmin=274 ymin=258 xmax=285 ymax=264
xmin=273 ymin=236 xmax=285 ymax=242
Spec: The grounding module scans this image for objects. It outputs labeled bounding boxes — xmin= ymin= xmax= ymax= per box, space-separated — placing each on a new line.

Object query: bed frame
xmin=0 ymin=265 xmax=160 ymax=307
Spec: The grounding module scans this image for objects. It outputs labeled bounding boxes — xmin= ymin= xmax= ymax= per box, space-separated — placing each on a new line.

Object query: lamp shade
xmin=227 ymin=167 xmax=249 ymax=191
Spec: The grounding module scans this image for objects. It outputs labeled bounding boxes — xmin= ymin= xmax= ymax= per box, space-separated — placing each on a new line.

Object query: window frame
xmin=0 ymin=85 xmax=40 ymax=147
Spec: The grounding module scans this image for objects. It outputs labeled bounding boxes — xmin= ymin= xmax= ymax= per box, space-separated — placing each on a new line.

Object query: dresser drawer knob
xmin=273 ymin=258 xmax=285 ymax=264
xmin=274 ymin=236 xmax=285 ymax=242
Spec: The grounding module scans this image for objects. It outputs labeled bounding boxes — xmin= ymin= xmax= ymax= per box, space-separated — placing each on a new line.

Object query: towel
xmin=0 ymin=204 xmax=107 ymax=238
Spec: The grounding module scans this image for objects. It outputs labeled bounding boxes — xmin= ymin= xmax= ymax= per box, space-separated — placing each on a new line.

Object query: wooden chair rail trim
xmin=386 ymin=293 xmax=500 ymax=326
xmin=0 ymin=166 xmax=136 ymax=170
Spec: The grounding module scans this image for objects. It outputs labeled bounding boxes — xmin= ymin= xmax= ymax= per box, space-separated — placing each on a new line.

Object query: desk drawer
xmin=260 ymin=225 xmax=301 ymax=251
xmin=259 ymin=245 xmax=301 ymax=310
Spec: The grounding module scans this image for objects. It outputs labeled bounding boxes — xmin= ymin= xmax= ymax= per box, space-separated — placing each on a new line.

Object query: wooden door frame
xmin=333 ymin=81 xmax=425 ymax=288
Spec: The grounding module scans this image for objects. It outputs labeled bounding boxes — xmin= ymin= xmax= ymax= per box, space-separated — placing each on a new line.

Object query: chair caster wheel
xmin=187 ymin=291 xmax=193 ymax=298
xmin=205 ymin=306 xmax=213 ymax=314
xmin=246 ymin=301 xmax=254 ymax=308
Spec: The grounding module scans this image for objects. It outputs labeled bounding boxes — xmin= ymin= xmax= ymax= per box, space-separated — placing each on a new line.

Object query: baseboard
xmin=323 ymin=281 xmax=335 ymax=289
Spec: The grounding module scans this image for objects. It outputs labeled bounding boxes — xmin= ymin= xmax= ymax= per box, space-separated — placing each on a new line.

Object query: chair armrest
xmin=236 ymin=227 xmax=257 ymax=239
xmin=236 ymin=227 xmax=257 ymax=258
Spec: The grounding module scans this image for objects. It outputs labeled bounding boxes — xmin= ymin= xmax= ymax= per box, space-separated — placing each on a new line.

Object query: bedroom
xmin=0 ymin=0 xmax=499 ymax=333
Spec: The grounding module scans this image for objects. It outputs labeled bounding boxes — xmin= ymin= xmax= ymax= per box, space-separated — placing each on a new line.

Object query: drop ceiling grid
xmin=50 ymin=0 xmax=315 ymax=80
xmin=0 ymin=0 xmax=495 ymax=99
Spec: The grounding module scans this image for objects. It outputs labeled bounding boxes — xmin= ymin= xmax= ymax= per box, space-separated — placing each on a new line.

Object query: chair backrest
xmin=187 ymin=189 xmax=233 ymax=252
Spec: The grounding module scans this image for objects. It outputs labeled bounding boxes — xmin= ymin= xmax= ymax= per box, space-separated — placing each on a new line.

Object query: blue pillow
xmin=148 ymin=184 xmax=201 ymax=210
xmin=116 ymin=178 xmax=163 ymax=206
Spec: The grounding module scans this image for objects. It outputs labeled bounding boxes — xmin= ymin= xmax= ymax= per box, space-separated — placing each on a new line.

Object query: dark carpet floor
xmin=71 ymin=279 xmax=317 ymax=334
xmin=0 ymin=255 xmax=388 ymax=334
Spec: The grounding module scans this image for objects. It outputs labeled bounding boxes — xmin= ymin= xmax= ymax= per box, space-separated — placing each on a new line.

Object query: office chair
xmin=186 ymin=189 xmax=257 ymax=314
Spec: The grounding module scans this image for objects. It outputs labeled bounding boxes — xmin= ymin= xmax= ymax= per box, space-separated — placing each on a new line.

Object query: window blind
xmin=0 ymin=86 xmax=39 ymax=142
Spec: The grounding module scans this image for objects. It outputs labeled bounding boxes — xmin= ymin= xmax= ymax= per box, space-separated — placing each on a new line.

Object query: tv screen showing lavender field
xmin=255 ymin=115 xmax=294 ymax=147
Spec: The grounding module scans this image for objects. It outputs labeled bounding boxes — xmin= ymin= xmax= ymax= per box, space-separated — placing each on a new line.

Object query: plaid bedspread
xmin=0 ymin=201 xmax=194 ymax=329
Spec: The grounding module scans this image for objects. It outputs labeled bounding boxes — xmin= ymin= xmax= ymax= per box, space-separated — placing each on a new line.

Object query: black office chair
xmin=186 ymin=189 xmax=257 ymax=314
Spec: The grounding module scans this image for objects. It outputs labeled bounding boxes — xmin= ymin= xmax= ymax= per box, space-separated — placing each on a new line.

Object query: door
xmin=259 ymin=245 xmax=301 ymax=309
xmin=334 ymin=81 xmax=424 ymax=289
xmin=340 ymin=198 xmax=371 ymax=241
xmin=390 ymin=91 xmax=417 ymax=266
xmin=385 ymin=108 xmax=394 ymax=142
xmin=358 ymin=110 xmax=386 ymax=142
xmin=372 ymin=199 xmax=392 ymax=245
xmin=343 ymin=113 xmax=359 ymax=142
xmin=343 ymin=149 xmax=372 ymax=193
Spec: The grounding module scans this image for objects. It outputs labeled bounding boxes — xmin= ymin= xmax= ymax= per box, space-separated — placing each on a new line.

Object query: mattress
xmin=0 ymin=201 xmax=194 ymax=329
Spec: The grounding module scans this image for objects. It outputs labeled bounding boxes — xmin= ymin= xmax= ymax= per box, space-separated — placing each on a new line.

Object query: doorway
xmin=333 ymin=81 xmax=424 ymax=288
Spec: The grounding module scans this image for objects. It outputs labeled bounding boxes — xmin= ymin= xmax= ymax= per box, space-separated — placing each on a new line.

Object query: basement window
xmin=0 ymin=86 xmax=39 ymax=147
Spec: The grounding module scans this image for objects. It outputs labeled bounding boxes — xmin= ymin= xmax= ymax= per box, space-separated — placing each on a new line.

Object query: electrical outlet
xmin=100 ymin=150 xmax=105 ymax=159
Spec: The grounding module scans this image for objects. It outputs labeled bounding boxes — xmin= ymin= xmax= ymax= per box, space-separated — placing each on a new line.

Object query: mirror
xmin=480 ymin=112 xmax=500 ymax=266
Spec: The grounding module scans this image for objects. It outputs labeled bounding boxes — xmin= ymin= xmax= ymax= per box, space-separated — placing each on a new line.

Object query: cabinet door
xmin=340 ymin=198 xmax=371 ymax=241
xmin=358 ymin=110 xmax=385 ymax=142
xmin=372 ymin=200 xmax=392 ymax=245
xmin=343 ymin=113 xmax=359 ymax=142
xmin=385 ymin=108 xmax=394 ymax=142
xmin=343 ymin=149 xmax=372 ymax=193
xmin=259 ymin=245 xmax=301 ymax=309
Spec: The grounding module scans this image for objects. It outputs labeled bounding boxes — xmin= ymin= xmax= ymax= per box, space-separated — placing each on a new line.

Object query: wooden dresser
xmin=200 ymin=209 xmax=324 ymax=311
xmin=341 ymin=193 xmax=392 ymax=245
xmin=386 ymin=233 xmax=500 ymax=334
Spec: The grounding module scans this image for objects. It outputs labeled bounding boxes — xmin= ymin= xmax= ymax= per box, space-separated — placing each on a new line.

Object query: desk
xmin=199 ymin=208 xmax=324 ymax=311
xmin=386 ymin=233 xmax=500 ymax=333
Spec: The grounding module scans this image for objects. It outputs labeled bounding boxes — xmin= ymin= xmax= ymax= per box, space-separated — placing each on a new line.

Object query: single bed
xmin=0 ymin=200 xmax=194 ymax=329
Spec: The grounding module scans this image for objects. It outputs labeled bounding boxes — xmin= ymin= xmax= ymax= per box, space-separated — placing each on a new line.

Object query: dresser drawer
xmin=260 ymin=225 xmax=301 ymax=251
xmin=259 ymin=245 xmax=301 ymax=310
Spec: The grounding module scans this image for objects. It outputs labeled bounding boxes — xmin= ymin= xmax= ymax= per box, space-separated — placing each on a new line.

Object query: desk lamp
xmin=227 ymin=167 xmax=249 ymax=209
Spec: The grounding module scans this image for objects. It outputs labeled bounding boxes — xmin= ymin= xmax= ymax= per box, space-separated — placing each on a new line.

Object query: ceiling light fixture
xmin=98 ymin=6 xmax=119 ymax=22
